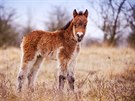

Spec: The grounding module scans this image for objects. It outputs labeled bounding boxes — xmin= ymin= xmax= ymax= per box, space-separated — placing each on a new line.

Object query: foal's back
xmin=22 ymin=30 xmax=62 ymax=61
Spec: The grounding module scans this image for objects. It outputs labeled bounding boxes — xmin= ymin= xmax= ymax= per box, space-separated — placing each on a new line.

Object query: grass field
xmin=0 ymin=47 xmax=135 ymax=101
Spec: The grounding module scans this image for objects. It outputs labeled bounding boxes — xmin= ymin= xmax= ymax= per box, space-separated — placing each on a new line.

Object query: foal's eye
xmin=74 ymin=24 xmax=77 ymax=28
xmin=84 ymin=24 xmax=86 ymax=28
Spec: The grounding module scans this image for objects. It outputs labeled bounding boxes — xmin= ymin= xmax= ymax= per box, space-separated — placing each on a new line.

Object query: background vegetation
xmin=0 ymin=0 xmax=135 ymax=48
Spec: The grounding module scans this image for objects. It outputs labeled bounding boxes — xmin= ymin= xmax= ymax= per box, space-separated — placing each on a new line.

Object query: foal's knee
xmin=67 ymin=75 xmax=75 ymax=90
xmin=27 ymin=73 xmax=32 ymax=86
xmin=17 ymin=69 xmax=27 ymax=92
xmin=17 ymin=74 xmax=24 ymax=92
xmin=59 ymin=75 xmax=66 ymax=90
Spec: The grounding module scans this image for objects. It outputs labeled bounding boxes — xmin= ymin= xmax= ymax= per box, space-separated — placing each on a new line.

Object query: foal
xmin=17 ymin=9 xmax=88 ymax=92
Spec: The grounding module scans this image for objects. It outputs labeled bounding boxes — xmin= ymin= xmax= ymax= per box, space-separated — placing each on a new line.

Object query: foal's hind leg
xmin=27 ymin=55 xmax=43 ymax=90
xmin=17 ymin=47 xmax=37 ymax=92
xmin=17 ymin=58 xmax=36 ymax=92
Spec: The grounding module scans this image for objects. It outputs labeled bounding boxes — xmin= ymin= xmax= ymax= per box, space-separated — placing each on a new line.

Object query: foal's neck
xmin=66 ymin=21 xmax=73 ymax=34
xmin=64 ymin=21 xmax=76 ymax=42
xmin=61 ymin=22 xmax=78 ymax=48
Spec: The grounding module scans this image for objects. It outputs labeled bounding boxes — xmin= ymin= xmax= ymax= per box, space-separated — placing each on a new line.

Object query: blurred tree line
xmin=44 ymin=6 xmax=70 ymax=31
xmin=88 ymin=0 xmax=135 ymax=48
xmin=0 ymin=0 xmax=135 ymax=48
xmin=0 ymin=3 xmax=18 ymax=47
xmin=127 ymin=4 xmax=135 ymax=48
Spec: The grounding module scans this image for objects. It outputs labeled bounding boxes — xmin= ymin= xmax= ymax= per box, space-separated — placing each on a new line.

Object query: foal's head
xmin=72 ymin=9 xmax=88 ymax=42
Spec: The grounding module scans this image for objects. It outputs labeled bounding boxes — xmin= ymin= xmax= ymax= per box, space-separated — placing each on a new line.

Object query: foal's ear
xmin=84 ymin=9 xmax=88 ymax=18
xmin=73 ymin=9 xmax=78 ymax=18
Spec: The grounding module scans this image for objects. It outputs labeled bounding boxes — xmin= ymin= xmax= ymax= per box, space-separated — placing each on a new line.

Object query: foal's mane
xmin=60 ymin=11 xmax=84 ymax=30
xmin=60 ymin=19 xmax=72 ymax=30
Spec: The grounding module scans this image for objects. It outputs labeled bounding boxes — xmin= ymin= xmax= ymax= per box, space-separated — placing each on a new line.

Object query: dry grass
xmin=0 ymin=46 xmax=135 ymax=101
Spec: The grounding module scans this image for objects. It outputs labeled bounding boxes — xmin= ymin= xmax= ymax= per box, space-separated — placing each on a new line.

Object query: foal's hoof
xmin=67 ymin=76 xmax=75 ymax=91
xmin=30 ymin=88 xmax=34 ymax=92
xmin=28 ymin=86 xmax=35 ymax=92
xmin=17 ymin=85 xmax=22 ymax=93
xmin=17 ymin=88 xmax=21 ymax=93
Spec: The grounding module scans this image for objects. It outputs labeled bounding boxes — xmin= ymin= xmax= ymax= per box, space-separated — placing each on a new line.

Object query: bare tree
xmin=44 ymin=6 xmax=70 ymax=31
xmin=21 ymin=9 xmax=35 ymax=36
xmin=89 ymin=0 xmax=128 ymax=46
xmin=127 ymin=4 xmax=135 ymax=48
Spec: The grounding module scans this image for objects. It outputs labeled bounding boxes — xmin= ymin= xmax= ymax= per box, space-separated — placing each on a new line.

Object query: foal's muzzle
xmin=76 ymin=32 xmax=84 ymax=42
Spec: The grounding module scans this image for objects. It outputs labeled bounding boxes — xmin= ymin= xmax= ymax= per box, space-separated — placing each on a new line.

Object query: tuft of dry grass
xmin=0 ymin=47 xmax=135 ymax=101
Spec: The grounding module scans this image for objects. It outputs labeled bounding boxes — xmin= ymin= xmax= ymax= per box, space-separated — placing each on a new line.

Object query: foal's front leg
xmin=57 ymin=50 xmax=69 ymax=91
xmin=58 ymin=59 xmax=76 ymax=91
xmin=58 ymin=62 xmax=68 ymax=91
xmin=67 ymin=60 xmax=76 ymax=91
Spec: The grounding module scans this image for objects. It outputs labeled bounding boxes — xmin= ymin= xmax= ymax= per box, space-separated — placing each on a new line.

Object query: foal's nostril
xmin=77 ymin=34 xmax=79 ymax=37
xmin=76 ymin=32 xmax=84 ymax=42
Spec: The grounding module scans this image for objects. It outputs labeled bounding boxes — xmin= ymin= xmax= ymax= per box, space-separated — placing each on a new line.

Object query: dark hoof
xmin=67 ymin=76 xmax=75 ymax=90
xmin=59 ymin=75 xmax=66 ymax=90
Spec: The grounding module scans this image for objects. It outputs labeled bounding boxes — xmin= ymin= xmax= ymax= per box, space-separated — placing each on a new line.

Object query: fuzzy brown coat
xmin=17 ymin=9 xmax=88 ymax=92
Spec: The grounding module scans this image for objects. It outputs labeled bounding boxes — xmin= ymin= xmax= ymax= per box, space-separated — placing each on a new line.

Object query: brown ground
xmin=0 ymin=47 xmax=135 ymax=101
